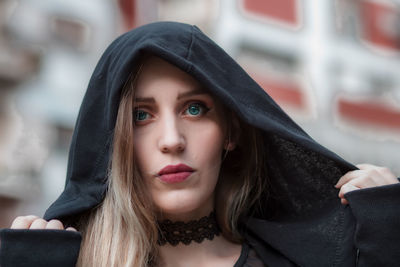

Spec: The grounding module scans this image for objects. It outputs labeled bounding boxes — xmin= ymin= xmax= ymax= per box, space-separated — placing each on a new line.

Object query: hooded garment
xmin=1 ymin=21 xmax=400 ymax=267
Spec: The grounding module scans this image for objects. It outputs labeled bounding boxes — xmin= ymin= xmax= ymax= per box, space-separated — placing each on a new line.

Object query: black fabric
xmin=0 ymin=21 xmax=399 ymax=266
xmin=0 ymin=229 xmax=81 ymax=267
xmin=346 ymin=183 xmax=400 ymax=266
xmin=234 ymin=243 xmax=265 ymax=267
xmin=234 ymin=243 xmax=249 ymax=267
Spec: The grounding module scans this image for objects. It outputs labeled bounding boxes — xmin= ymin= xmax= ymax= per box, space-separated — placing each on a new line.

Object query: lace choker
xmin=157 ymin=211 xmax=220 ymax=246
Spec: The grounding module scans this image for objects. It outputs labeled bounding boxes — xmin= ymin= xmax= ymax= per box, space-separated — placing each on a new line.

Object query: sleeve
xmin=0 ymin=229 xmax=82 ymax=267
xmin=345 ymin=182 xmax=400 ymax=267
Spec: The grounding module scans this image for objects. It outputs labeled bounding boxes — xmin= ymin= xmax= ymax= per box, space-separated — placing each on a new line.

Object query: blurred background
xmin=0 ymin=0 xmax=399 ymax=228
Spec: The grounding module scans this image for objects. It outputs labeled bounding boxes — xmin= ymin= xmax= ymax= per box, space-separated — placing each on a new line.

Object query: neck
xmin=157 ymin=230 xmax=241 ymax=267
xmin=156 ymin=197 xmax=215 ymax=222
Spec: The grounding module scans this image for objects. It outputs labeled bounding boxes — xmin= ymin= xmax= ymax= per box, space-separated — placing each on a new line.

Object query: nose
xmin=158 ymin=114 xmax=185 ymax=154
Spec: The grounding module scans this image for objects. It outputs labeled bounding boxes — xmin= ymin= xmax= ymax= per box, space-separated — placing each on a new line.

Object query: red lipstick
xmin=157 ymin=164 xmax=194 ymax=183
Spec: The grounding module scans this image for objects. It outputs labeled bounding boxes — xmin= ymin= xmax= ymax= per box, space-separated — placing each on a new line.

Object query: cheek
xmin=133 ymin=131 xmax=153 ymax=174
xmin=189 ymin=122 xmax=225 ymax=170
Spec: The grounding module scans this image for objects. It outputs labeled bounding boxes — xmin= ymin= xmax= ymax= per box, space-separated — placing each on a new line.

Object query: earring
xmin=224 ymin=127 xmax=236 ymax=151
xmin=224 ymin=140 xmax=235 ymax=151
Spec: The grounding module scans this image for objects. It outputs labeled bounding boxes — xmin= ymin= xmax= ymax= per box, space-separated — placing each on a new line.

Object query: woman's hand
xmin=335 ymin=163 xmax=399 ymax=205
xmin=10 ymin=215 xmax=77 ymax=231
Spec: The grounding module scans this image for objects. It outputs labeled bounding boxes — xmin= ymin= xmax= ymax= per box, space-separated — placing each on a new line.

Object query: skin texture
xmin=132 ymin=57 xmax=228 ymax=221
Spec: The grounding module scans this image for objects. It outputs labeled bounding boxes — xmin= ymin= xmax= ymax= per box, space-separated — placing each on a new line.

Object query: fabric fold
xmin=0 ymin=229 xmax=81 ymax=267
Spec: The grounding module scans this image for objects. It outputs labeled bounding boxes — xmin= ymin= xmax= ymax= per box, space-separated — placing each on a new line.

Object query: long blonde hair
xmin=76 ymin=61 xmax=268 ymax=266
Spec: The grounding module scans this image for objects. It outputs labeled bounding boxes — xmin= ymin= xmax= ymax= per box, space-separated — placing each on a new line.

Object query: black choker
xmin=157 ymin=211 xmax=220 ymax=246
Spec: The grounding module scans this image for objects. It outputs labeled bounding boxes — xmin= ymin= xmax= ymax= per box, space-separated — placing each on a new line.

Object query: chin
xmin=152 ymin=190 xmax=212 ymax=219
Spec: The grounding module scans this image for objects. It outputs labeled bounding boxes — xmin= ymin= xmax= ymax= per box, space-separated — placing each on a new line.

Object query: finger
xmin=45 ymin=219 xmax=64 ymax=230
xmin=29 ymin=218 xmax=48 ymax=229
xmin=356 ymin=164 xmax=397 ymax=181
xmin=341 ymin=198 xmax=349 ymax=205
xmin=10 ymin=215 xmax=39 ymax=229
xmin=353 ymin=169 xmax=396 ymax=187
xmin=344 ymin=176 xmax=380 ymax=189
xmin=66 ymin=227 xmax=77 ymax=232
xmin=355 ymin=163 xmax=375 ymax=170
xmin=335 ymin=170 xmax=364 ymax=188
xmin=338 ymin=183 xmax=360 ymax=198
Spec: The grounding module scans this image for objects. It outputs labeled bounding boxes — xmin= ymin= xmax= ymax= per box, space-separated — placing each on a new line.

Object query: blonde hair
xmin=76 ymin=61 xmax=268 ymax=266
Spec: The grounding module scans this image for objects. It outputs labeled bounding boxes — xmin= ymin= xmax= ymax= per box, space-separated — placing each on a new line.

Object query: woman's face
xmin=132 ymin=57 xmax=226 ymax=221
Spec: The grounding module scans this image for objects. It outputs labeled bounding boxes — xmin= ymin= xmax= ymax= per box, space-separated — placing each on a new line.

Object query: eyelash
xmin=134 ymin=109 xmax=151 ymax=123
xmin=133 ymin=101 xmax=210 ymax=125
xmin=183 ymin=101 xmax=210 ymax=117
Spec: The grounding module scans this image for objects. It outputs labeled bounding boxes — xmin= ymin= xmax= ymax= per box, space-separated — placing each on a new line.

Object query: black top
xmin=234 ymin=243 xmax=265 ymax=267
xmin=0 ymin=230 xmax=266 ymax=267
xmin=1 ymin=22 xmax=400 ymax=266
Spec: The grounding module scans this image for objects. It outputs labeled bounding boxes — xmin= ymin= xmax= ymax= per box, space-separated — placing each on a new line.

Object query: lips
xmin=158 ymin=164 xmax=194 ymax=175
xmin=157 ymin=164 xmax=194 ymax=183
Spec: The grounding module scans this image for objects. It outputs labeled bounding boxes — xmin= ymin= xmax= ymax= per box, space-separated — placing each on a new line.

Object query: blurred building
xmin=211 ymin=0 xmax=400 ymax=173
xmin=0 ymin=0 xmax=399 ymax=227
xmin=0 ymin=0 xmax=44 ymax=227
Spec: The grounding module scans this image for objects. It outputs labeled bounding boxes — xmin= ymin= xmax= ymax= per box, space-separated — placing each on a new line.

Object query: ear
xmin=224 ymin=115 xmax=240 ymax=151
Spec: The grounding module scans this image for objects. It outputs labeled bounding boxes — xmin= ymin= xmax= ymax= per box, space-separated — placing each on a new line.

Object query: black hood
xmin=44 ymin=21 xmax=357 ymax=266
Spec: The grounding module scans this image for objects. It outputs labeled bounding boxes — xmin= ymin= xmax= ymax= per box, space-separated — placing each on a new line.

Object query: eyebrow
xmin=135 ymin=89 xmax=208 ymax=103
xmin=135 ymin=97 xmax=155 ymax=103
xmin=177 ymin=88 xmax=208 ymax=100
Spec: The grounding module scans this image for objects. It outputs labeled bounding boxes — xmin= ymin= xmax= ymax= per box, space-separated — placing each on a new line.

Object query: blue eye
xmin=135 ymin=110 xmax=149 ymax=121
xmin=184 ymin=103 xmax=209 ymax=117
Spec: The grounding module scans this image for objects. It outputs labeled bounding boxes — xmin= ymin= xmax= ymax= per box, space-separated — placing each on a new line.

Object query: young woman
xmin=1 ymin=22 xmax=399 ymax=267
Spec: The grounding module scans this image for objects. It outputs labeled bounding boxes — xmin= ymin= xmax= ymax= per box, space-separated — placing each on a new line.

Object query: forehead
xmin=134 ymin=56 xmax=205 ymax=97
xmin=135 ymin=56 xmax=203 ymax=96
